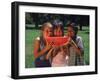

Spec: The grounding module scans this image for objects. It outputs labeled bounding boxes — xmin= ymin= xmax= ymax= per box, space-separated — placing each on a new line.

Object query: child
xmin=33 ymin=22 xmax=53 ymax=67
xmin=46 ymin=21 xmax=70 ymax=67
xmin=67 ymin=23 xmax=85 ymax=66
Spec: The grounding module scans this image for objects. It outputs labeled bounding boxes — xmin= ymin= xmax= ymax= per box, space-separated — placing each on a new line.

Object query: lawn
xmin=25 ymin=26 xmax=89 ymax=68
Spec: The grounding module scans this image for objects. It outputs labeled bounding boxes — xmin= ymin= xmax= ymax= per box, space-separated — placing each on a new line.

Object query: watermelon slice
xmin=46 ymin=36 xmax=70 ymax=47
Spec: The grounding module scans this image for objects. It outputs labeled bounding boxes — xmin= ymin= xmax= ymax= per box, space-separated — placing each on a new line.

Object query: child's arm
xmin=70 ymin=39 xmax=84 ymax=56
xmin=46 ymin=48 xmax=54 ymax=60
xmin=34 ymin=40 xmax=51 ymax=59
xmin=46 ymin=47 xmax=60 ymax=60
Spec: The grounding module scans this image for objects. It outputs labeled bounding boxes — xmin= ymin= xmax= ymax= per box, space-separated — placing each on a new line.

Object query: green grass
xmin=25 ymin=29 xmax=40 ymax=68
xmin=77 ymin=27 xmax=89 ymax=65
xmin=25 ymin=26 xmax=89 ymax=68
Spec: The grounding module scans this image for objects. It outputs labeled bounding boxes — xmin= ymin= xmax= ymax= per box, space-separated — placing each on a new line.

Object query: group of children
xmin=33 ymin=21 xmax=85 ymax=67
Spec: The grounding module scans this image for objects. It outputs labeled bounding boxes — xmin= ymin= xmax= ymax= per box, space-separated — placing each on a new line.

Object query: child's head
xmin=53 ymin=20 xmax=64 ymax=37
xmin=41 ymin=22 xmax=53 ymax=38
xmin=67 ymin=23 xmax=78 ymax=38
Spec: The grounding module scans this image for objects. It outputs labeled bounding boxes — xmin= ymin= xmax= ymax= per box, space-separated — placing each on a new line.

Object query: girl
xmin=67 ymin=23 xmax=85 ymax=66
xmin=34 ymin=22 xmax=53 ymax=67
xmin=46 ymin=21 xmax=70 ymax=67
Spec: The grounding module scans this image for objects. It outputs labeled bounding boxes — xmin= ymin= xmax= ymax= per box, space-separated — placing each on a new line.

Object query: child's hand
xmin=63 ymin=37 xmax=71 ymax=46
xmin=70 ymin=39 xmax=78 ymax=48
xmin=46 ymin=44 xmax=52 ymax=50
xmin=46 ymin=48 xmax=54 ymax=60
xmin=45 ymin=39 xmax=52 ymax=50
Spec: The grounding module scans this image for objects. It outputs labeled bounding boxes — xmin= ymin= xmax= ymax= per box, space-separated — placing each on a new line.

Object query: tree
xmin=31 ymin=13 xmax=39 ymax=28
xmin=79 ymin=16 xmax=82 ymax=30
xmin=25 ymin=13 xmax=33 ymax=24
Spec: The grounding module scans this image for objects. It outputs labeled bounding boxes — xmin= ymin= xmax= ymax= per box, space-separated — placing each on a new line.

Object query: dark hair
xmin=67 ymin=23 xmax=78 ymax=42
xmin=52 ymin=20 xmax=64 ymax=36
xmin=67 ymin=23 xmax=78 ymax=35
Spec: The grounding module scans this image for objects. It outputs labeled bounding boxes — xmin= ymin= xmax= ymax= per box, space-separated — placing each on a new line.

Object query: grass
xmin=78 ymin=27 xmax=89 ymax=65
xmin=25 ymin=26 xmax=89 ymax=68
xmin=25 ymin=29 xmax=40 ymax=68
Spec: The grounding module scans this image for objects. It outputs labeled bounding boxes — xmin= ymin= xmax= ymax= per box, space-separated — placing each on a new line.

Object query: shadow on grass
xmin=85 ymin=31 xmax=89 ymax=34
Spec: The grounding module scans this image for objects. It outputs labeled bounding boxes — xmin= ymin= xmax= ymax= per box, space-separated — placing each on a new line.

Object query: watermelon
xmin=46 ymin=36 xmax=70 ymax=47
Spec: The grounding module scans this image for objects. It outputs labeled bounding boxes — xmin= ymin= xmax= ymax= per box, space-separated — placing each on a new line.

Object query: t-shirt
xmin=52 ymin=51 xmax=69 ymax=67
xmin=68 ymin=36 xmax=85 ymax=66
xmin=76 ymin=36 xmax=84 ymax=52
xmin=34 ymin=37 xmax=51 ymax=67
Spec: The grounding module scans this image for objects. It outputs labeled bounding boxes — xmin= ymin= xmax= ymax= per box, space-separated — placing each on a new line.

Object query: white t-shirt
xmin=76 ymin=36 xmax=84 ymax=51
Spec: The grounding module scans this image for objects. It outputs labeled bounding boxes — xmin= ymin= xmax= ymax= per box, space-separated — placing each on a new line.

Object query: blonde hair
xmin=41 ymin=22 xmax=53 ymax=31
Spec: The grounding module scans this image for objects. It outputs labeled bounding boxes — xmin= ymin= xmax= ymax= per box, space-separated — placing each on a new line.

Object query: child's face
xmin=43 ymin=27 xmax=53 ymax=38
xmin=54 ymin=26 xmax=63 ymax=37
xmin=67 ymin=27 xmax=75 ymax=38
